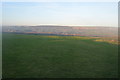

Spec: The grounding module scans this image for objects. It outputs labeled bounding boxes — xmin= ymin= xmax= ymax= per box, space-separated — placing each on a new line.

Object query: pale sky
xmin=2 ymin=2 xmax=118 ymax=27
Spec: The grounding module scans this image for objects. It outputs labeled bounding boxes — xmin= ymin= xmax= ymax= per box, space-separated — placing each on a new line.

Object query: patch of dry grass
xmin=41 ymin=35 xmax=119 ymax=45
xmin=94 ymin=39 xmax=118 ymax=45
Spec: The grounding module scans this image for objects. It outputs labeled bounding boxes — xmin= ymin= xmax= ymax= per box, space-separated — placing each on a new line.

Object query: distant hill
xmin=2 ymin=26 xmax=118 ymax=38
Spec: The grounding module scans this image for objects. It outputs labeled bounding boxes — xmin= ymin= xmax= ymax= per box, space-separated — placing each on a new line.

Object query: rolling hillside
xmin=3 ymin=33 xmax=118 ymax=78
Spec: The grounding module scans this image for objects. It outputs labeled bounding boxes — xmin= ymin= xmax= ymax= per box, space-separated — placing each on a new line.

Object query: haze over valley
xmin=2 ymin=26 xmax=118 ymax=38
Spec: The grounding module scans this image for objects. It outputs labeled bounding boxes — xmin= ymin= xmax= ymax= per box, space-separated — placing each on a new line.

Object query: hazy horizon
xmin=2 ymin=2 xmax=118 ymax=27
xmin=2 ymin=23 xmax=119 ymax=27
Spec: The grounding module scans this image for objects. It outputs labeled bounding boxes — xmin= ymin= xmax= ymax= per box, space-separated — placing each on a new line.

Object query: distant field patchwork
xmin=2 ymin=33 xmax=118 ymax=78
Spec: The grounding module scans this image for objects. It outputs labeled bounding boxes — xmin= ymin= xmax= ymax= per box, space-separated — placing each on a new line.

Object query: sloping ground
xmin=93 ymin=37 xmax=118 ymax=45
xmin=3 ymin=33 xmax=118 ymax=78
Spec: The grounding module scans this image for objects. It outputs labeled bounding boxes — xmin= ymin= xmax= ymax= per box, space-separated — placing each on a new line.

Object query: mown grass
xmin=2 ymin=33 xmax=118 ymax=78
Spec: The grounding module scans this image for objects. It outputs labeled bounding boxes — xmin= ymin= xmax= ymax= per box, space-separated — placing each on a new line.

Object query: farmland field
xmin=2 ymin=33 xmax=118 ymax=78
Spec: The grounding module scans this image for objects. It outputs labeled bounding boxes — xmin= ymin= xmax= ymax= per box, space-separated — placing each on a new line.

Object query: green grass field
xmin=2 ymin=33 xmax=118 ymax=78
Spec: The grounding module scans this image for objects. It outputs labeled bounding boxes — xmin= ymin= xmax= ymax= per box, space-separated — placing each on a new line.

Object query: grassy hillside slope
xmin=2 ymin=33 xmax=118 ymax=78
